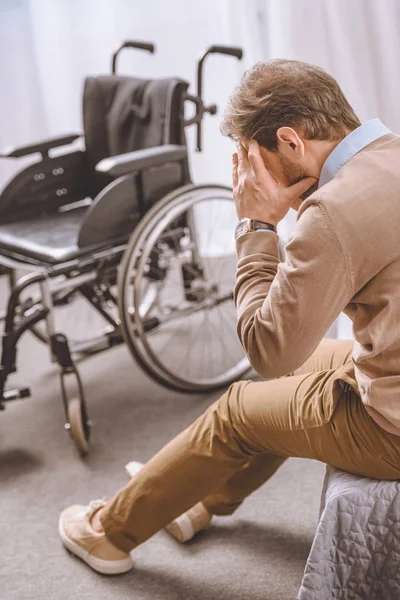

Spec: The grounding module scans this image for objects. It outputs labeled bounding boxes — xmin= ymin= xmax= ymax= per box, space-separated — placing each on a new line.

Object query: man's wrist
xmin=236 ymin=213 xmax=279 ymax=227
xmin=235 ymin=218 xmax=277 ymax=241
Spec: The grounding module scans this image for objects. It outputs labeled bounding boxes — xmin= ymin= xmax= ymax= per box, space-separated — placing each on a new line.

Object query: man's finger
xmin=286 ymin=177 xmax=318 ymax=201
xmin=247 ymin=140 xmax=270 ymax=180
xmin=232 ymin=152 xmax=239 ymax=188
xmin=236 ymin=141 xmax=250 ymax=175
xmin=247 ymin=140 xmax=278 ymax=191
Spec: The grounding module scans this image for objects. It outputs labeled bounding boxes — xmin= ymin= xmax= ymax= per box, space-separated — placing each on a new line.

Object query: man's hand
xmin=232 ymin=140 xmax=317 ymax=225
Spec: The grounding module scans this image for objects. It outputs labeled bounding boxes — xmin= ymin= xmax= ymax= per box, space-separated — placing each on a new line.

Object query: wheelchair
xmin=0 ymin=41 xmax=250 ymax=455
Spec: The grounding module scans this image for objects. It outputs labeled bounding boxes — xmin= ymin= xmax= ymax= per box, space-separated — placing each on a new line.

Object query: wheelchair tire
xmin=67 ymin=397 xmax=90 ymax=456
xmin=61 ymin=367 xmax=90 ymax=456
xmin=118 ymin=184 xmax=251 ymax=393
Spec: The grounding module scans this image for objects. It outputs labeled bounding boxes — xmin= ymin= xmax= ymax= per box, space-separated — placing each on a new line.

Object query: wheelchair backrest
xmin=83 ymin=75 xmax=191 ymax=198
xmin=77 ymin=75 xmax=192 ymax=247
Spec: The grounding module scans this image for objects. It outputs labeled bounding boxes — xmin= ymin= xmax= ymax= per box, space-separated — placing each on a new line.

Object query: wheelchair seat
xmin=0 ymin=206 xmax=92 ymax=264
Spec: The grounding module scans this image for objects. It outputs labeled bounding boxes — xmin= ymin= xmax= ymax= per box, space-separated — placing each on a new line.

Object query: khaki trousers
xmin=101 ymin=339 xmax=400 ymax=553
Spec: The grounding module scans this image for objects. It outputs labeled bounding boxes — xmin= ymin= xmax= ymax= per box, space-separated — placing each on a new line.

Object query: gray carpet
xmin=0 ymin=288 xmax=325 ymax=600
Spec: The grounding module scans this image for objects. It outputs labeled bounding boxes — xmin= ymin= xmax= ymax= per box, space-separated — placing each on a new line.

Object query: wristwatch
xmin=235 ymin=218 xmax=277 ymax=241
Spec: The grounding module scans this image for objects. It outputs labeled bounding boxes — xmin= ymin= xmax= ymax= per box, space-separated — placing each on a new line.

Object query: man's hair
xmin=220 ymin=59 xmax=361 ymax=150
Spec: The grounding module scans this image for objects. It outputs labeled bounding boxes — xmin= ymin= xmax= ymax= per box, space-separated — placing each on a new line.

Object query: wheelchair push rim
xmin=118 ymin=184 xmax=250 ymax=393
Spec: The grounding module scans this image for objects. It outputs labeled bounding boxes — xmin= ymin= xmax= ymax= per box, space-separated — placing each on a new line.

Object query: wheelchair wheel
xmin=118 ymin=184 xmax=251 ymax=393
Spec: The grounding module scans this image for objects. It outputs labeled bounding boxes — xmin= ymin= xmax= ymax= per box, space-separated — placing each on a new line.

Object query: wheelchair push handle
xmin=111 ymin=40 xmax=156 ymax=74
xmin=192 ymin=44 xmax=243 ymax=152
xmin=207 ymin=45 xmax=243 ymax=60
xmin=122 ymin=40 xmax=155 ymax=53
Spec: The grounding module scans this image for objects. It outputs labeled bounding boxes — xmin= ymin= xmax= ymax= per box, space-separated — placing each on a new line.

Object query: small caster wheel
xmin=66 ymin=396 xmax=90 ymax=456
xmin=61 ymin=366 xmax=90 ymax=456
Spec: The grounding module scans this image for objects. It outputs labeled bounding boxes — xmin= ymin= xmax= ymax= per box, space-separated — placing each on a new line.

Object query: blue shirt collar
xmin=319 ymin=118 xmax=392 ymax=188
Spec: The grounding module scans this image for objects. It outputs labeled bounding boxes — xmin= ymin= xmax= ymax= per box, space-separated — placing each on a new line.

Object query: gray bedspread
xmin=298 ymin=466 xmax=400 ymax=600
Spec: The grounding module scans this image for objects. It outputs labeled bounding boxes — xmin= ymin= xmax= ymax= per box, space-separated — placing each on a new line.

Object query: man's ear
xmin=276 ymin=127 xmax=305 ymax=158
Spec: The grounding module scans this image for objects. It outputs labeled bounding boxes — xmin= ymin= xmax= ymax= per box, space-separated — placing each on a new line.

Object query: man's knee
xmin=211 ymin=380 xmax=252 ymax=423
xmin=209 ymin=380 xmax=258 ymax=455
xmin=186 ymin=380 xmax=255 ymax=458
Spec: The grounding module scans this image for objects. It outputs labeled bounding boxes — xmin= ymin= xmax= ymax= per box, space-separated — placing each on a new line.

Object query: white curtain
xmin=3 ymin=0 xmax=399 ymax=191
xmin=225 ymin=0 xmax=400 ymax=130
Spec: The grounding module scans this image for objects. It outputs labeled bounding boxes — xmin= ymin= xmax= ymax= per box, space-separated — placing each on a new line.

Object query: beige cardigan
xmin=235 ymin=133 xmax=400 ymax=435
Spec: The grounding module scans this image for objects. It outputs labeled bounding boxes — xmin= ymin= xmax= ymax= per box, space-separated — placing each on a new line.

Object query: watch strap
xmin=250 ymin=219 xmax=277 ymax=233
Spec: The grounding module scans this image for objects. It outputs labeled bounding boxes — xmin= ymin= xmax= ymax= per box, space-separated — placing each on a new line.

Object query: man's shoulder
xmin=315 ymin=133 xmax=400 ymax=208
xmin=296 ymin=135 xmax=400 ymax=282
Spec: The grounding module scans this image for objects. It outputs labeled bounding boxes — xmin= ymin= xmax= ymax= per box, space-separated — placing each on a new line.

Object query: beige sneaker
xmin=125 ymin=461 xmax=212 ymax=543
xmin=164 ymin=501 xmax=212 ymax=542
xmin=58 ymin=500 xmax=133 ymax=575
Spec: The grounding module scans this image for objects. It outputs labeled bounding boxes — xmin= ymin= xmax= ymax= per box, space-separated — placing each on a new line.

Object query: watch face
xmin=235 ymin=219 xmax=250 ymax=239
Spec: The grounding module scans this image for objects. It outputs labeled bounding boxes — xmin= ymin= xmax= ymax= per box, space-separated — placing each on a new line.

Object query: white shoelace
xmin=84 ymin=498 xmax=106 ymax=520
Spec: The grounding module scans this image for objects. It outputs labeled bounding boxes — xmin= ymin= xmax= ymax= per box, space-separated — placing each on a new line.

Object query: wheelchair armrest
xmin=95 ymin=145 xmax=187 ymax=177
xmin=1 ymin=133 xmax=82 ymax=159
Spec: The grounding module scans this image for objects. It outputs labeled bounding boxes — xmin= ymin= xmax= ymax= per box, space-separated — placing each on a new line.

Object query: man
xmin=58 ymin=59 xmax=400 ymax=575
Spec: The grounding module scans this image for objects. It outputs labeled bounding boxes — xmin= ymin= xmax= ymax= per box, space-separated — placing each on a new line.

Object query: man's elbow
xmin=239 ymin=324 xmax=292 ymax=379
xmin=246 ymin=351 xmax=289 ymax=379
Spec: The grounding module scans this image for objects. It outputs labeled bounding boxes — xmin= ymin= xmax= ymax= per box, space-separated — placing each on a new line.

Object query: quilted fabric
xmin=298 ymin=467 xmax=400 ymax=600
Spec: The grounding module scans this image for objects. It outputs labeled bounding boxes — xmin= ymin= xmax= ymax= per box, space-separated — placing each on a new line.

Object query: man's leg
xmin=97 ymin=345 xmax=400 ymax=554
xmin=202 ymin=338 xmax=354 ymax=515
xmin=122 ymin=339 xmax=355 ymax=530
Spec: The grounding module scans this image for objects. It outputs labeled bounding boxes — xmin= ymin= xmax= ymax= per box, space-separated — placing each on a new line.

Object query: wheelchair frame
xmin=0 ymin=42 xmax=244 ymax=454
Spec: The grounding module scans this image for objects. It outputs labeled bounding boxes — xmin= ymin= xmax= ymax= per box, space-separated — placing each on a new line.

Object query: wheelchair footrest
xmin=2 ymin=387 xmax=31 ymax=402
